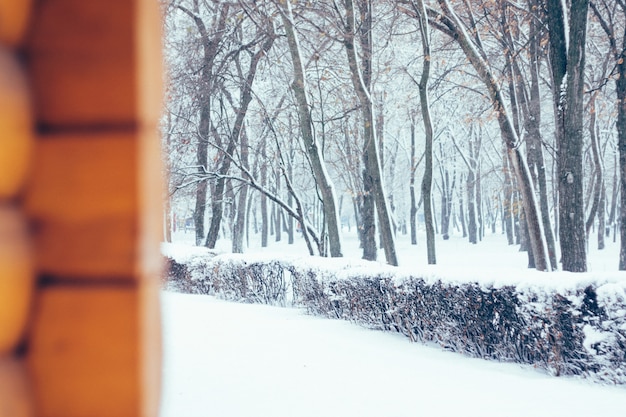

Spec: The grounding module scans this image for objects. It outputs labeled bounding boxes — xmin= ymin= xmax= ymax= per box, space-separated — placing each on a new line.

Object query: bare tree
xmin=342 ymin=0 xmax=398 ymax=265
xmin=278 ymin=0 xmax=343 ymax=257
xmin=427 ymin=0 xmax=552 ymax=271
xmin=410 ymin=0 xmax=437 ymax=264
xmin=172 ymin=2 xmax=230 ymax=245
xmin=544 ymin=0 xmax=590 ymax=272
xmin=590 ymin=0 xmax=626 ymax=268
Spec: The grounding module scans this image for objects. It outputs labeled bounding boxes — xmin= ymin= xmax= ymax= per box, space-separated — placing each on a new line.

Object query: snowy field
xmin=168 ymin=227 xmax=624 ymax=274
xmin=161 ymin=230 xmax=626 ymax=416
xmin=160 ymin=292 xmax=626 ymax=417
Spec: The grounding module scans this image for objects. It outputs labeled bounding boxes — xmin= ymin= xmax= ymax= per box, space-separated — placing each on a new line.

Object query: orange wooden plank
xmin=33 ymin=215 xmax=136 ymax=278
xmin=25 ymin=0 xmax=136 ymax=127
xmin=0 ymin=48 xmax=33 ymax=199
xmin=27 ymin=286 xmax=140 ymax=417
xmin=25 ymin=133 xmax=137 ymax=222
xmin=0 ymin=357 xmax=34 ymax=417
xmin=0 ymin=207 xmax=34 ymax=355
xmin=0 ymin=0 xmax=32 ymax=46
xmin=24 ymin=134 xmax=138 ymax=278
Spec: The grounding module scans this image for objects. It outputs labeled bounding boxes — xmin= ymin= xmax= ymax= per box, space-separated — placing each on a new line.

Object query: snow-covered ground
xmin=161 ymin=229 xmax=626 ymax=416
xmin=168 ymin=227 xmax=623 ymax=273
xmin=160 ymin=292 xmax=626 ymax=417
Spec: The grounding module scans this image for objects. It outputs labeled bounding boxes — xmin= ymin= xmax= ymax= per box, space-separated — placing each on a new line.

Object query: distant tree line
xmin=162 ymin=0 xmax=626 ymax=272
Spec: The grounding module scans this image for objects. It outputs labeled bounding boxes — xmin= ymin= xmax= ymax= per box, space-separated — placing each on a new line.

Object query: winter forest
xmin=161 ymin=0 xmax=626 ymax=273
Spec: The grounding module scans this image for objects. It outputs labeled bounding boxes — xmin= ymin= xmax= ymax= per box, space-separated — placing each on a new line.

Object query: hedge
xmin=164 ymin=253 xmax=626 ymax=384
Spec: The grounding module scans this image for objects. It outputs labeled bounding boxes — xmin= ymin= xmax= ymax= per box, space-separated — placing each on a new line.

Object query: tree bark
xmin=545 ymin=0 xmax=589 ymax=272
xmin=205 ymin=32 xmax=275 ymax=248
xmin=409 ymin=114 xmax=418 ymax=245
xmin=525 ymin=1 xmax=558 ymax=268
xmin=414 ymin=0 xmax=436 ymax=264
xmin=503 ymin=148 xmax=515 ymax=245
xmin=441 ymin=169 xmax=452 ymax=240
xmin=590 ymin=0 xmax=626 ymax=264
xmin=275 ymin=172 xmax=282 ymax=242
xmin=616 ymin=20 xmax=626 ymax=268
xmin=435 ymin=0 xmax=551 ymax=270
xmin=232 ymin=126 xmax=249 ymax=253
xmin=459 ymin=184 xmax=467 ymax=238
xmin=280 ymin=1 xmax=343 ymax=257
xmin=343 ymin=0 xmax=398 ymax=265
xmin=467 ymin=164 xmax=478 ymax=244
xmin=260 ymin=135 xmax=268 ymax=248
xmin=586 ymin=97 xmax=604 ymax=249
xmin=176 ymin=4 xmax=229 ymax=246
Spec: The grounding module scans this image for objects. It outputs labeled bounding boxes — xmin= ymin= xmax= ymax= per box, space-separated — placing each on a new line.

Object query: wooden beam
xmin=26 ymin=0 xmax=136 ymax=128
xmin=28 ymin=286 xmax=141 ymax=417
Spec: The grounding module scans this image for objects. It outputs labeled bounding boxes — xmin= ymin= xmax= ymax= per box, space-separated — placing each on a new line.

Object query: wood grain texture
xmin=0 ymin=48 xmax=33 ymax=199
xmin=25 ymin=0 xmax=136 ymax=128
xmin=25 ymin=134 xmax=138 ymax=278
xmin=18 ymin=1 xmax=164 ymax=417
xmin=27 ymin=286 xmax=140 ymax=417
xmin=33 ymin=216 xmax=137 ymax=279
xmin=0 ymin=0 xmax=32 ymax=46
xmin=0 ymin=207 xmax=34 ymax=355
xmin=25 ymin=133 xmax=137 ymax=221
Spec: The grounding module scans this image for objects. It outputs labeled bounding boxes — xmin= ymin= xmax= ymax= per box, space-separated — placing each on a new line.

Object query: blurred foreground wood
xmin=0 ymin=0 xmax=163 ymax=416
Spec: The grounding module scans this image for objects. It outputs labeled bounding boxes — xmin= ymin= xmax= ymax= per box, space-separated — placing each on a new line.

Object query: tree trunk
xmin=343 ymin=0 xmax=397 ymax=265
xmin=410 ymin=115 xmax=418 ymax=245
xmin=205 ymin=33 xmax=275 ymax=248
xmin=500 ymin=2 xmax=547 ymax=266
xmin=476 ymin=158 xmax=483 ymax=240
xmin=361 ymin=168 xmax=377 ymax=260
xmin=415 ymin=0 xmax=436 ymax=264
xmin=287 ymin=125 xmax=295 ymax=245
xmin=586 ymin=98 xmax=603 ymax=247
xmin=232 ymin=126 xmax=250 ymax=253
xmin=275 ymin=172 xmax=282 ymax=242
xmin=503 ymin=149 xmax=515 ymax=245
xmin=176 ymin=4 xmax=228 ymax=247
xmin=435 ymin=0 xmax=550 ymax=270
xmin=617 ymin=30 xmax=626 ymax=268
xmin=280 ymin=1 xmax=343 ymax=257
xmin=260 ymin=135 xmax=268 ymax=248
xmin=459 ymin=178 xmax=467 ymax=238
xmin=441 ymin=169 xmax=452 ymax=240
xmin=526 ymin=0 xmax=558 ymax=268
xmin=598 ymin=180 xmax=606 ymax=250
xmin=546 ymin=0 xmax=589 ymax=272
xmin=193 ymin=143 xmax=208 ymax=246
xmin=467 ymin=167 xmax=477 ymax=244
xmin=589 ymin=0 xmax=626 ymax=255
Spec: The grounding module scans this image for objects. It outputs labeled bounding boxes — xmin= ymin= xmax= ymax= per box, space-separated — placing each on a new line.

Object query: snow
xmin=160 ymin=292 xmax=626 ymax=417
xmin=161 ymin=230 xmax=626 ymax=415
xmin=165 ymin=229 xmax=626 ymax=291
xmin=582 ymin=324 xmax=613 ymax=355
xmin=161 ymin=241 xmax=217 ymax=263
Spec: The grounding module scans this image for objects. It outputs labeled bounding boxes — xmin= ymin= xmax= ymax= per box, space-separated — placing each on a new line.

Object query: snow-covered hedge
xmin=164 ymin=253 xmax=626 ymax=384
